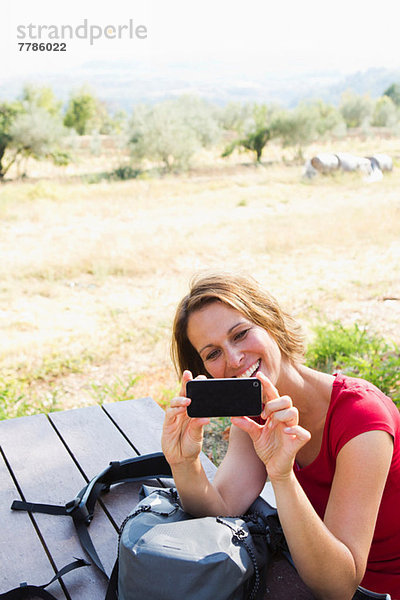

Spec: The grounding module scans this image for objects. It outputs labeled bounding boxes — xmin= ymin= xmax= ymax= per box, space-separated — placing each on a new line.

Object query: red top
xmin=294 ymin=374 xmax=400 ymax=598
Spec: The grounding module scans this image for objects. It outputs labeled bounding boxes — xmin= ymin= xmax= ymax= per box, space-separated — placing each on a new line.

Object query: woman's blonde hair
xmin=171 ymin=273 xmax=305 ymax=377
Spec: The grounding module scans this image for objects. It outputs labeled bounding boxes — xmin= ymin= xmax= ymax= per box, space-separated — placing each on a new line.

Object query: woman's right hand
xmin=161 ymin=370 xmax=210 ymax=466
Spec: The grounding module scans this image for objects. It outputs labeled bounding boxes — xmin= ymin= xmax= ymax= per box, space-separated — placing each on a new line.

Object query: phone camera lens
xmin=253 ymin=381 xmax=259 ymax=387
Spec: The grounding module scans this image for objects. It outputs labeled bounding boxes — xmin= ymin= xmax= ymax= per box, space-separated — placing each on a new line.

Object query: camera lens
xmin=253 ymin=381 xmax=259 ymax=387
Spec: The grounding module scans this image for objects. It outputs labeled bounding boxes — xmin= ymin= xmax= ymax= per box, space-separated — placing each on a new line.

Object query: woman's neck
xmin=276 ymin=362 xmax=335 ymax=432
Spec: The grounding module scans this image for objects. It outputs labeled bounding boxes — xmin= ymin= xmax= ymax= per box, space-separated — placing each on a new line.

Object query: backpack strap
xmin=11 ymin=452 xmax=173 ymax=577
xmin=104 ymin=559 xmax=119 ymax=600
xmin=0 ymin=558 xmax=90 ymax=600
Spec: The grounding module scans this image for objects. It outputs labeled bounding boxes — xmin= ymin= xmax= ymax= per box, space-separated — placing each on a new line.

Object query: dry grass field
xmin=1 ymin=136 xmax=400 ymax=442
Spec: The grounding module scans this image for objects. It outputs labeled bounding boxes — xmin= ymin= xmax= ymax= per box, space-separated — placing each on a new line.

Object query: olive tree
xmin=339 ymin=91 xmax=374 ymax=128
xmin=222 ymin=103 xmax=277 ymax=163
xmin=129 ymin=101 xmax=200 ymax=171
xmin=383 ymin=83 xmax=400 ymax=107
xmin=311 ymin=100 xmax=346 ymax=138
xmin=0 ymin=102 xmax=22 ymax=179
xmin=270 ymin=104 xmax=319 ymax=160
xmin=218 ymin=102 xmax=255 ymax=134
xmin=21 ymin=84 xmax=63 ymax=117
xmin=172 ymin=95 xmax=221 ymax=147
xmin=64 ymin=87 xmax=109 ymax=135
xmin=372 ymin=96 xmax=399 ymax=128
xmin=7 ymin=106 xmax=70 ymax=176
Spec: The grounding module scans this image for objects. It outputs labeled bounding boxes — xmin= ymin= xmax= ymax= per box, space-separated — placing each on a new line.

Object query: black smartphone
xmin=186 ymin=378 xmax=262 ymax=418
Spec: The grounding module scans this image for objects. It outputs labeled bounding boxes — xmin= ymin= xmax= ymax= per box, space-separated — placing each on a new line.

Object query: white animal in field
xmin=303 ymin=159 xmax=318 ymax=178
xmin=303 ymin=152 xmax=393 ymax=182
xmin=335 ymin=153 xmax=372 ymax=174
xmin=367 ymin=154 xmax=393 ymax=172
xmin=311 ymin=153 xmax=340 ymax=173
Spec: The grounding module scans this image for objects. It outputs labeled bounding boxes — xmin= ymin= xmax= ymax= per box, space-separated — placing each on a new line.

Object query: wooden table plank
xmin=49 ymin=405 xmax=138 ymax=472
xmin=0 ymin=414 xmax=114 ymax=598
xmin=103 ymin=397 xmax=165 ymax=454
xmin=0 ymin=451 xmax=66 ymax=598
xmin=49 ymin=404 xmax=162 ymax=527
xmin=103 ymin=398 xmax=217 ymax=480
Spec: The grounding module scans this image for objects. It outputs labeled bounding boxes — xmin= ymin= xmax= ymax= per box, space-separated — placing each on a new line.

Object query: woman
xmin=161 ymin=273 xmax=400 ymax=600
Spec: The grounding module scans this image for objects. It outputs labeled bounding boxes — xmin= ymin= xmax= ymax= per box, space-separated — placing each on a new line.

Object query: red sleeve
xmin=328 ymin=382 xmax=396 ymax=458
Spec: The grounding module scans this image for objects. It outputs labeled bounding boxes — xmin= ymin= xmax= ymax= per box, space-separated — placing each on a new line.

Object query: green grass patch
xmin=0 ymin=349 xmax=96 ymax=420
xmin=306 ymin=321 xmax=400 ymax=405
xmin=0 ymin=375 xmax=60 ymax=420
xmin=26 ymin=351 xmax=95 ymax=382
xmin=90 ymin=374 xmax=141 ymax=404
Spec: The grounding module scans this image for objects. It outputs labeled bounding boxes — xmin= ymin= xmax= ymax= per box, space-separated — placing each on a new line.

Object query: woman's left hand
xmin=231 ymin=372 xmax=311 ymax=482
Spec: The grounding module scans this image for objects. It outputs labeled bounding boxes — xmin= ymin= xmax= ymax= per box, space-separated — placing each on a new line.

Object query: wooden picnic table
xmin=1 ymin=397 xmax=388 ymax=600
xmin=0 ymin=397 xmax=216 ymax=599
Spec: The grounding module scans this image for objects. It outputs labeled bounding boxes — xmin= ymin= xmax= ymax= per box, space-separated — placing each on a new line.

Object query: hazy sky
xmin=2 ymin=0 xmax=399 ymax=80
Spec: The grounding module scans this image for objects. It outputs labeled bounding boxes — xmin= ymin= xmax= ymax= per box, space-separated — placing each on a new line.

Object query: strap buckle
xmin=65 ymin=497 xmax=92 ymax=523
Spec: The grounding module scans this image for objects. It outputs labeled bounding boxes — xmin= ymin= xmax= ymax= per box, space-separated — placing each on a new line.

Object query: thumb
xmin=231 ymin=416 xmax=264 ymax=443
xmin=188 ymin=417 xmax=210 ymax=440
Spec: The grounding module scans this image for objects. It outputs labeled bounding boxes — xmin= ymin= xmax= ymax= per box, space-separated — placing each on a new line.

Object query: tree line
xmin=1 ymin=82 xmax=400 ymax=179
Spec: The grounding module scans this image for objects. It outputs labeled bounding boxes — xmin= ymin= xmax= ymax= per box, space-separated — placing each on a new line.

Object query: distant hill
xmin=1 ymin=60 xmax=400 ymax=112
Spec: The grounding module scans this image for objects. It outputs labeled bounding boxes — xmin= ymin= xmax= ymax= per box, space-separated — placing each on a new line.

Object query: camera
xmin=186 ymin=378 xmax=262 ymax=418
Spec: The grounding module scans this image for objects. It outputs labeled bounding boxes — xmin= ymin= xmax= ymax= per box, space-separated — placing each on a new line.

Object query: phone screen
xmin=186 ymin=378 xmax=262 ymax=418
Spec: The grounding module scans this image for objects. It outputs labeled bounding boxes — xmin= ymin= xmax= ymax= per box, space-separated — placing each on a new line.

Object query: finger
xmin=231 ymin=416 xmax=264 ymax=443
xmin=262 ymin=395 xmax=292 ymax=420
xmin=164 ymin=405 xmax=189 ymax=423
xmin=256 ymin=372 xmax=280 ymax=403
xmin=189 ymin=416 xmax=210 ymax=428
xmin=268 ymin=406 xmax=299 ymax=430
xmin=165 ymin=397 xmax=191 ymax=422
xmin=283 ymin=425 xmax=311 ymax=448
xmin=170 ymin=396 xmax=191 ymax=409
xmin=179 ymin=370 xmax=193 ymax=396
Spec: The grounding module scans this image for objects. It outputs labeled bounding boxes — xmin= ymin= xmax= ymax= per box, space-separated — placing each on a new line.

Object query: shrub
xmin=339 ymin=90 xmax=374 ymax=128
xmin=306 ymin=321 xmax=400 ymax=405
xmin=383 ymin=83 xmax=400 ymax=107
xmin=112 ymin=165 xmax=141 ymax=180
xmin=372 ymin=96 xmax=399 ymax=128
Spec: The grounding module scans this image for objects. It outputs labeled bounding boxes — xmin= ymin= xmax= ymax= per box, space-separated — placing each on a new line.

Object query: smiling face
xmin=187 ymin=301 xmax=283 ymax=383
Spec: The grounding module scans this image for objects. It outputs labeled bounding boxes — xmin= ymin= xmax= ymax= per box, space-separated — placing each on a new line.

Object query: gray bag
xmin=118 ymin=486 xmax=281 ymax=600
